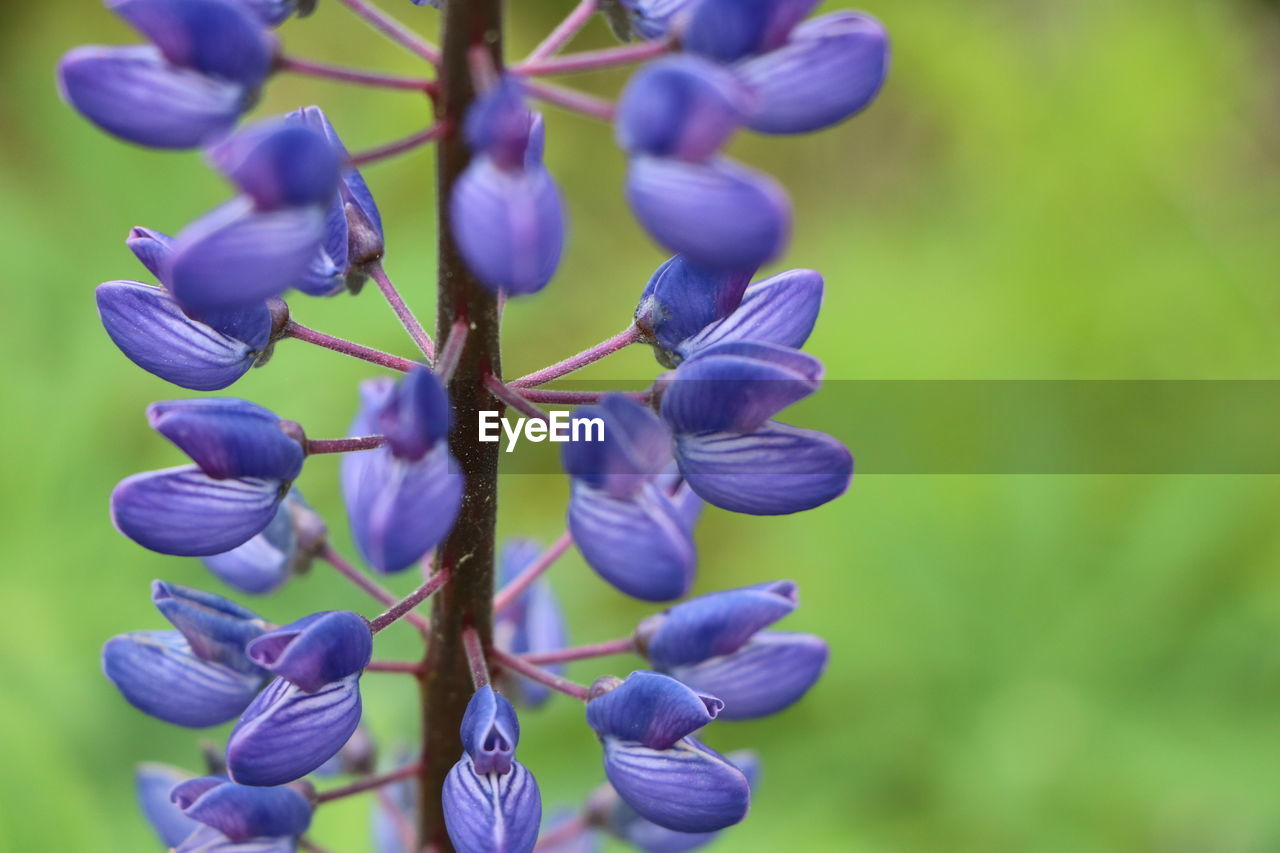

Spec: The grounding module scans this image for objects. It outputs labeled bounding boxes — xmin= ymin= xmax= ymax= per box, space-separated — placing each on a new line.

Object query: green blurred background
xmin=3 ymin=0 xmax=1280 ymax=850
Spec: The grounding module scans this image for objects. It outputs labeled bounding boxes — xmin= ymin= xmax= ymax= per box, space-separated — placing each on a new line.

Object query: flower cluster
xmin=60 ymin=0 xmax=886 ymax=850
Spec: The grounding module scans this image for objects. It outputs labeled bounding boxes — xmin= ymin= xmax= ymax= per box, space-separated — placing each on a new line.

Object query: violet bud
xmin=208 ymin=120 xmax=343 ymax=211
xmin=227 ymin=674 xmax=363 ymax=786
xmin=639 ymin=581 xmax=797 ymax=668
xmin=103 ymin=631 xmax=264 ymax=727
xmin=170 ymin=776 xmax=313 ymax=842
xmin=147 ymin=398 xmax=305 ymax=482
xmin=465 ymin=76 xmax=537 ymax=171
xmin=111 ymin=0 xmax=273 ymax=89
xmin=585 ymin=672 xmax=748 ymax=833
xmin=626 ymin=156 xmax=790 ymax=271
xmin=634 ymin=257 xmax=754 ymax=366
xmin=443 ymin=687 xmax=542 ymax=853
xmin=616 ymin=57 xmax=749 ymax=161
xmin=246 ymin=611 xmax=373 ymax=692
xmin=201 ymin=489 xmax=326 ymax=595
xmin=126 ymin=225 xmax=174 ymax=281
xmin=152 ymin=580 xmax=268 ymax=672
xmin=736 ymin=12 xmax=890 ymax=135
xmin=95 ymin=280 xmax=272 ymax=391
xmin=136 ymin=762 xmax=200 ymax=847
xmin=677 ymin=268 xmax=823 ymax=358
xmin=376 ymin=367 xmax=452 ymax=462
xmin=679 ymin=0 xmax=819 ymax=62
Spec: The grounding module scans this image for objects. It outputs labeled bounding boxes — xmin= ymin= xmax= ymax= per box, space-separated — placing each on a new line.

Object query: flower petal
xmin=127 ymin=226 xmax=175 ymax=282
xmin=635 ymin=257 xmax=753 ymax=359
xmin=666 ymin=633 xmax=828 ymax=719
xmin=110 ymin=0 xmax=273 ymax=88
xmin=443 ymin=757 xmax=542 ymax=853
xmin=561 ymin=395 xmax=673 ymax=500
xmin=616 ymin=57 xmax=748 ymax=161
xmin=675 ymin=422 xmax=852 ymax=515
xmin=95 ymin=280 xmax=265 ymax=391
xmin=568 ymin=482 xmax=695 ymax=602
xmin=227 ymin=675 xmax=363 ymax=786
xmin=246 ymin=611 xmax=373 ymax=692
xmin=679 ymin=268 xmax=823 ymax=355
xmin=152 ymin=579 xmax=266 ymax=672
xmin=377 ymin=367 xmax=452 ymax=462
xmin=680 ymin=0 xmax=819 ymax=61
xmin=170 ymin=200 xmax=327 ymax=311
xmin=174 ymin=825 xmax=299 ymax=852
xmin=111 ymin=465 xmax=284 ymax=556
xmin=641 ymin=581 xmax=797 ymax=669
xmin=450 ymin=157 xmax=565 ymax=296
xmin=148 ymin=398 xmax=304 ymax=481
xmin=201 ymin=489 xmax=323 ymax=594
xmin=464 ymin=76 xmax=537 ymax=170
xmin=458 ymin=686 xmax=521 ymax=775
xmin=586 ymin=671 xmax=721 ymax=749
xmin=171 ymin=776 xmax=312 ymax=842
xmin=660 ymin=342 xmax=822 ymax=434
xmin=736 ymin=12 xmax=890 ymax=135
xmin=601 ymin=738 xmax=748 ymax=833
xmin=103 ymin=631 xmax=263 ymax=727
xmin=57 ymin=45 xmax=247 ymax=149
xmin=208 ymin=119 xmax=342 ymax=210
xmin=136 ymin=763 xmax=200 ymax=847
xmin=626 ymin=157 xmax=790 ymax=271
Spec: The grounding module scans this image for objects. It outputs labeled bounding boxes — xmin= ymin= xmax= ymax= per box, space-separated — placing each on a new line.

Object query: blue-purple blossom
xmin=675 ymin=267 xmax=823 ymax=358
xmin=562 ymin=396 xmax=696 ymax=601
xmin=170 ymin=776 xmax=313 ymax=843
xmin=227 ymin=673 xmax=363 ymax=786
xmin=56 ymin=0 xmax=272 ymax=149
xmin=585 ymin=672 xmax=748 ymax=833
xmin=246 ymin=611 xmax=373 ymax=692
xmin=342 ymin=372 xmax=463 ymax=572
xmin=451 ymin=77 xmax=565 ymax=296
xmin=151 ymin=580 xmax=269 ymax=672
xmin=658 ymin=340 xmax=852 ymax=514
xmin=202 ymin=488 xmax=326 ymax=594
xmin=616 ymin=57 xmax=749 ymax=161
xmin=678 ymin=0 xmax=818 ymax=62
xmin=443 ymin=686 xmax=542 ymax=853
xmin=495 ymin=540 xmax=568 ymax=707
xmin=137 ymin=762 xmax=200 ymax=847
xmin=626 ymin=156 xmax=790 ymax=270
xmin=638 ymin=581 xmax=828 ymax=718
xmin=634 ymin=256 xmax=754 ymax=364
xmin=736 ymin=12 xmax=890 ymax=134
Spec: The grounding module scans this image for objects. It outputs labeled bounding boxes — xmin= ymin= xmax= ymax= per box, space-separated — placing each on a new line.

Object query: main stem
xmin=418 ymin=1 xmax=504 ymax=849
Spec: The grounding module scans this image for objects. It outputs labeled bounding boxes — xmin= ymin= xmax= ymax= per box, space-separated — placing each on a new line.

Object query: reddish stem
xmin=535 ymin=815 xmax=590 ymax=850
xmin=369 ymin=569 xmax=451 ymax=634
xmin=433 ymin=319 xmax=471 ymax=382
xmin=350 ymin=124 xmax=448 ymax=167
xmin=365 ymin=659 xmax=425 ymax=674
xmin=522 ymin=636 xmax=636 ymax=665
xmin=316 ymin=762 xmax=424 ymax=804
xmin=306 ymin=435 xmax=386 ymax=454
xmin=335 ymin=0 xmax=441 ymax=64
xmin=516 ymin=388 xmax=648 ymax=405
xmin=320 ymin=546 xmax=431 ymax=633
xmin=284 ymin=321 xmax=417 ymax=372
xmin=524 ymin=0 xmax=598 ymax=63
xmin=490 ymin=647 xmax=590 ymax=701
xmin=371 ymin=263 xmax=435 ymax=360
xmin=378 ymin=788 xmax=418 ymax=851
xmin=509 ymin=325 xmax=641 ymax=388
xmin=462 ymin=626 xmax=491 ymax=689
xmin=518 ymin=40 xmax=673 ymax=77
xmin=279 ymin=55 xmax=433 ymax=90
xmin=493 ymin=531 xmax=573 ymax=614
xmin=484 ymin=376 xmax=550 ymax=424
xmin=522 ymin=79 xmax=616 ymax=121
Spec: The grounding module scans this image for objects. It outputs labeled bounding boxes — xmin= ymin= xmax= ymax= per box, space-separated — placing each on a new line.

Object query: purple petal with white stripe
xmin=679 ymin=268 xmax=823 ymax=356
xmin=568 ymin=482 xmax=695 ymax=602
xmin=170 ymin=199 xmax=327 ymax=311
xmin=137 ymin=763 xmax=200 ymax=847
xmin=459 ymin=686 xmax=521 ymax=774
xmin=586 ymin=671 xmax=721 ymax=749
xmin=641 ymin=581 xmax=797 ymax=669
xmin=616 ymin=57 xmax=748 ymax=161
xmin=227 ymin=674 xmax=363 ymax=786
xmin=666 ymin=633 xmax=828 ymax=720
xmin=148 ymin=398 xmax=304 ymax=481
xmin=152 ymin=579 xmax=267 ymax=672
xmin=246 ymin=611 xmax=373 ymax=692
xmin=450 ymin=157 xmax=565 ymax=296
xmin=111 ymin=465 xmax=285 ymax=556
xmin=675 ymin=422 xmax=851 ymax=515
xmin=171 ymin=776 xmax=312 ymax=842
xmin=57 ymin=45 xmax=247 ymax=149
xmin=737 ymin=12 xmax=890 ymax=135
xmin=442 ymin=756 xmax=541 ymax=853
xmin=626 ymin=156 xmax=790 ymax=271
xmin=95 ymin=281 xmax=267 ymax=391
xmin=103 ymin=631 xmax=263 ymax=727
xmin=110 ymin=0 xmax=273 ymax=88
xmin=600 ymin=738 xmax=748 ymax=833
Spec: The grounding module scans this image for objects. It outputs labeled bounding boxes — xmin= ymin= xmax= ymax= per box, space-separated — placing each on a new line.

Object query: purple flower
xmin=289 ymin=106 xmax=387 ymax=293
xmin=451 ymin=78 xmax=565 ymax=296
xmin=246 ymin=611 xmax=373 ymax=692
xmin=209 ymin=120 xmax=343 ymax=211
xmin=562 ymin=396 xmax=696 ymax=601
xmin=112 ymin=399 xmax=304 ymax=556
xmin=495 ymin=540 xmax=568 ymax=707
xmin=443 ymin=687 xmax=542 ymax=853
xmin=675 ymin=268 xmax=823 ymax=358
xmin=679 ymin=0 xmax=818 ymax=62
xmin=585 ymin=672 xmax=748 ymax=833
xmin=658 ymin=341 xmax=852 ymax=515
xmin=638 ymin=581 xmax=827 ymax=719
xmin=202 ymin=489 xmax=327 ymax=595
xmin=151 ymin=580 xmax=269 ymax=672
xmin=616 ymin=57 xmax=749 ymax=161
xmin=634 ymin=256 xmax=754 ymax=364
xmin=737 ymin=12 xmax=890 ymax=134
xmin=626 ymin=156 xmax=790 ymax=271
xmin=227 ymin=674 xmax=363 ymax=786
xmin=56 ymin=0 xmax=272 ymax=148
xmin=342 ymin=373 xmax=463 ymax=573
xmin=103 ymin=631 xmax=265 ymax=727
xmin=170 ymin=776 xmax=313 ymax=843
xmin=137 ymin=763 xmax=200 ymax=847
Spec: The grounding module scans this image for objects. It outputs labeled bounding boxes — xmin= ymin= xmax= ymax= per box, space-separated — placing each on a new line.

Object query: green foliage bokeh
xmin=1 ymin=1 xmax=1279 ymax=850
